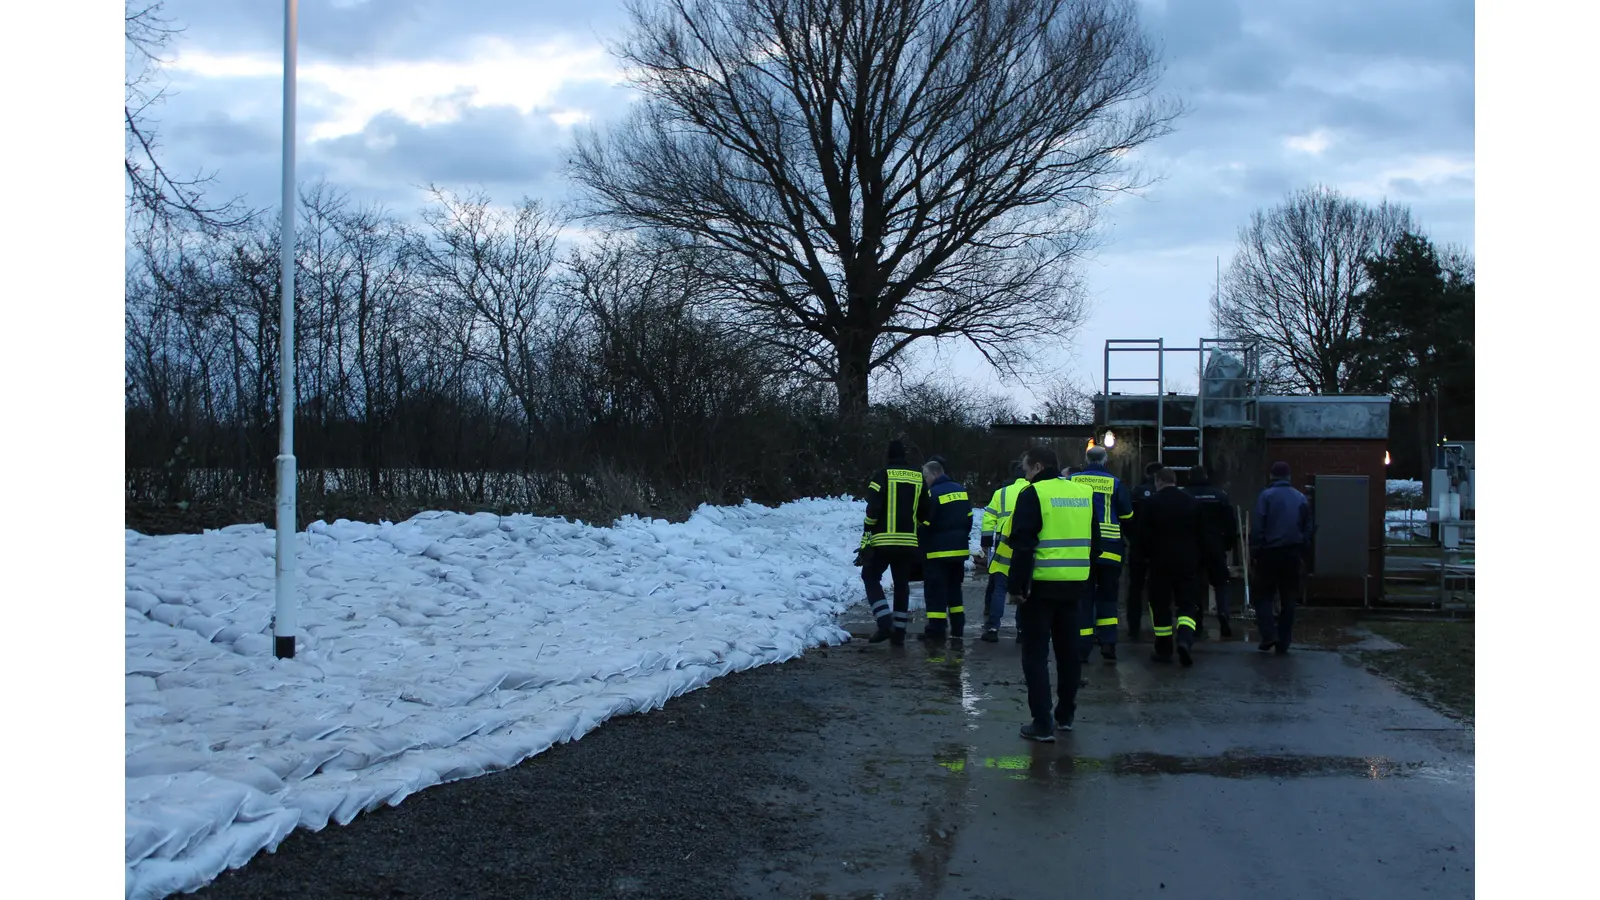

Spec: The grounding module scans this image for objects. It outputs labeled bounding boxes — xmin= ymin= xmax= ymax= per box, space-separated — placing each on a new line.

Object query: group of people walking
xmin=856 ymin=439 xmax=1314 ymax=744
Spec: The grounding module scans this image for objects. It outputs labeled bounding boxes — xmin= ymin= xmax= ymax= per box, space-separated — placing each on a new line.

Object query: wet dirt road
xmin=193 ymin=582 xmax=1474 ymax=900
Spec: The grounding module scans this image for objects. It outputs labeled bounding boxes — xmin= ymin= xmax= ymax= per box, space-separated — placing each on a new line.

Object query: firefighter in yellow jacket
xmin=855 ymin=440 xmax=923 ymax=646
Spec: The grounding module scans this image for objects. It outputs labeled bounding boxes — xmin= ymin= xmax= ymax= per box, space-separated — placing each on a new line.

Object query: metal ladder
xmin=1101 ymin=338 xmax=1198 ymax=470
xmin=1102 ymin=338 xmax=1262 ymax=473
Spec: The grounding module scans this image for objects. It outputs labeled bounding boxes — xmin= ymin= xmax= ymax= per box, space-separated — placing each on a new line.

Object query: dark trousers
xmin=922 ymin=557 xmax=967 ymax=637
xmin=1148 ymin=567 xmax=1201 ymax=659
xmin=1078 ymin=562 xmax=1122 ymax=657
xmin=1019 ymin=587 xmax=1084 ymax=731
xmin=1201 ymin=551 xmax=1232 ymax=623
xmin=1127 ymin=556 xmax=1149 ymax=637
xmin=863 ymin=548 xmax=915 ymax=633
xmin=1253 ymin=546 xmax=1304 ymax=648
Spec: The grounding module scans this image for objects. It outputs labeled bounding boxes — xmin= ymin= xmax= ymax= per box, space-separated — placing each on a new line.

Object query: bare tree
xmin=572 ymin=0 xmax=1176 ymax=414
xmin=125 ymin=1 xmax=253 ymax=233
xmin=411 ymin=188 xmax=562 ymax=452
xmin=1214 ymin=185 xmax=1413 ymax=395
xmin=336 ymin=204 xmax=416 ymax=494
xmin=1036 ymin=375 xmax=1096 ymax=424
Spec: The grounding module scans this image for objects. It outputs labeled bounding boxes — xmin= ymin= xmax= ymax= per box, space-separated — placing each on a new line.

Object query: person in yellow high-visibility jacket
xmin=975 ymin=461 xmax=1029 ymax=642
xmin=1003 ymin=446 xmax=1101 ymax=742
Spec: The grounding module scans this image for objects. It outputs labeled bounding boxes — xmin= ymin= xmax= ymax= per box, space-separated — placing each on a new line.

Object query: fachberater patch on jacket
xmin=860 ymin=465 xmax=924 ymax=549
xmin=918 ymin=475 xmax=973 ymax=560
xmin=1069 ymin=463 xmax=1134 ymax=564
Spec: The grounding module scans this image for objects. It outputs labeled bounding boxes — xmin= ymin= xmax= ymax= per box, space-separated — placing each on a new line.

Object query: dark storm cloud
xmin=1099 ymin=0 xmax=1474 ymax=253
xmin=160 ymin=0 xmax=631 ymax=61
xmin=168 ymin=110 xmax=279 ymax=158
xmin=316 ymin=103 xmax=573 ymax=199
xmin=140 ymin=0 xmax=1471 ymax=253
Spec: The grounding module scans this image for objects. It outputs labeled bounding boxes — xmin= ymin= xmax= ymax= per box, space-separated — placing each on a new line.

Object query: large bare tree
xmin=572 ymin=0 xmax=1176 ymax=414
xmin=1213 ymin=185 xmax=1414 ymax=395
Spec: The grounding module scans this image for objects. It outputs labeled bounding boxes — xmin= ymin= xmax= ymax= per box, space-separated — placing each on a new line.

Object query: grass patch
xmin=1360 ymin=620 xmax=1474 ymax=721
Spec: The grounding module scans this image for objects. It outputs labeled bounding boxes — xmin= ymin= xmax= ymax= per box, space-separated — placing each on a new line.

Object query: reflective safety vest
xmin=1030 ymin=477 xmax=1095 ymax=581
xmin=980 ymin=478 xmax=1030 ymax=542
xmin=989 ymin=478 xmax=1094 ymax=580
xmin=1069 ymin=465 xmax=1132 ymax=564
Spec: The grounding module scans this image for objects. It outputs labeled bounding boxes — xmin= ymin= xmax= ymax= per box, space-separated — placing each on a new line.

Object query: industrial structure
xmin=991 ymin=338 xmax=1392 ymax=605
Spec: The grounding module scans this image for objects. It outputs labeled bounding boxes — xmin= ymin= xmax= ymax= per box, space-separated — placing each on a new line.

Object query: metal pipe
xmin=274 ymin=0 xmax=299 ymax=660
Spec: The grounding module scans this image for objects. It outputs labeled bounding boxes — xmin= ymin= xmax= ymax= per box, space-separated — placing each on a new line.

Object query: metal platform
xmin=1099 ymin=337 xmax=1263 ymax=470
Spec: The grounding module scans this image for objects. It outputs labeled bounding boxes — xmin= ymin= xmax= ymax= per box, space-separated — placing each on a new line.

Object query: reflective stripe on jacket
xmin=861 ymin=466 xmax=923 ymax=549
xmin=1029 ymin=478 xmax=1096 ymax=582
xmin=980 ymin=478 xmax=1030 ymax=540
xmin=919 ymin=476 xmax=973 ymax=560
xmin=1069 ymin=464 xmax=1133 ymax=564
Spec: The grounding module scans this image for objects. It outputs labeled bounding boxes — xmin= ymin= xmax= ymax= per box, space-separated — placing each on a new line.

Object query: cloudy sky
xmin=141 ymin=0 xmax=1474 ymax=409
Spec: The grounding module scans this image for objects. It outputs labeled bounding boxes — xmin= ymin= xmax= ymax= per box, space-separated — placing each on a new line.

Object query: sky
xmin=139 ymin=0 xmax=1475 ymax=411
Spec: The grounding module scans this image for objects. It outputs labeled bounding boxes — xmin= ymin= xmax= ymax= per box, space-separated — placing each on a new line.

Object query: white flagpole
xmin=273 ymin=0 xmax=300 ymax=659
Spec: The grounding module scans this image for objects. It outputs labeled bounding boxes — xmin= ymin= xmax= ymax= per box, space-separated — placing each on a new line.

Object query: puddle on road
xmin=933 ymin=748 xmax=1445 ymax=782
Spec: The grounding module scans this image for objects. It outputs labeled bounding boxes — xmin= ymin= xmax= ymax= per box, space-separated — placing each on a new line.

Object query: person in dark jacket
xmin=1136 ymin=467 xmax=1216 ymax=666
xmin=917 ymin=458 xmax=973 ymax=643
xmin=1070 ymin=445 xmax=1133 ymax=662
xmin=856 ymin=439 xmax=923 ymax=646
xmin=1183 ymin=467 xmax=1238 ymax=639
xmin=1125 ymin=461 xmax=1163 ymax=640
xmin=1251 ymin=461 xmax=1314 ymax=655
xmin=1005 ymin=446 xmax=1101 ymax=741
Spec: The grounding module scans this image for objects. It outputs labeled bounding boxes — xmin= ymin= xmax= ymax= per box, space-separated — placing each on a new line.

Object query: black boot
xmin=890 ymin=629 xmax=906 ymax=647
xmin=868 ymin=616 xmax=893 ymax=643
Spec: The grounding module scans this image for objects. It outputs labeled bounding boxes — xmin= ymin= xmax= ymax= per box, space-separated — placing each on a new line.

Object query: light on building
xmin=1384 ymin=450 xmax=1391 ymax=466
xmin=1102 ymin=431 xmax=1116 ymax=449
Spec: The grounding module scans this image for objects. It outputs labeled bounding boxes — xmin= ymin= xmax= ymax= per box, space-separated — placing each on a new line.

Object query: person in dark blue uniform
xmin=1070 ymin=445 xmax=1133 ymax=662
xmin=917 ymin=458 xmax=973 ymax=643
xmin=1183 ymin=467 xmax=1238 ymax=638
xmin=1137 ymin=467 xmax=1215 ymax=667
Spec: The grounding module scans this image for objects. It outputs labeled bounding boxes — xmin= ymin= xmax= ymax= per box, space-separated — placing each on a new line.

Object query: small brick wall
xmin=1262 ymin=438 xmax=1387 ymax=603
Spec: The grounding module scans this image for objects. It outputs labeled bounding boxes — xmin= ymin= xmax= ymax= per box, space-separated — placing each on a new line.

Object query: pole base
xmin=275 ymin=635 xmax=296 ymax=659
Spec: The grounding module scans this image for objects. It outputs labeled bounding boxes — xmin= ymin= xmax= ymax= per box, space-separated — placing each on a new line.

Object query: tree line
xmin=1213 ymin=184 xmax=1475 ymax=477
xmin=125 ymin=185 xmax=1041 ymax=530
xmin=125 ymin=0 xmax=1178 ymax=531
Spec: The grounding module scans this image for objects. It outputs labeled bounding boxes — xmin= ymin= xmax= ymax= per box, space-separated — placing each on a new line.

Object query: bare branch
xmin=574 ymin=0 xmax=1177 ymax=412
